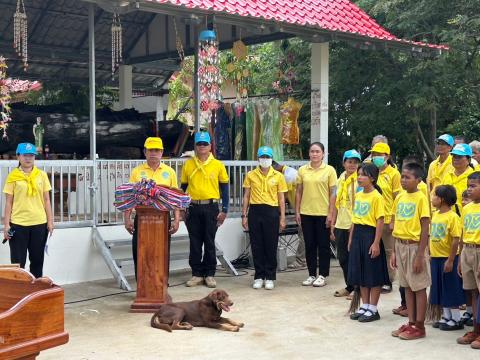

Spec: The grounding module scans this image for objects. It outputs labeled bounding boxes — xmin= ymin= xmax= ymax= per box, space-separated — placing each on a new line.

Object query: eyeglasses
xmin=196 ymin=142 xmax=209 ymax=147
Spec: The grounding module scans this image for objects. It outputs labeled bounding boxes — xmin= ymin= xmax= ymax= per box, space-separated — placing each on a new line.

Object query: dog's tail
xmin=150 ymin=314 xmax=172 ymax=332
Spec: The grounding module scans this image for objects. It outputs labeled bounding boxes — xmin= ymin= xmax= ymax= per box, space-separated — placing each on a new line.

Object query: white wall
xmin=0 ymin=218 xmax=245 ymax=285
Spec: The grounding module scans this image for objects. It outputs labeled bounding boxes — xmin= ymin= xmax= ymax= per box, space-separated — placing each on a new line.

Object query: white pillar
xmin=156 ymin=96 xmax=164 ymax=122
xmin=119 ymin=65 xmax=133 ymax=109
xmin=310 ymin=42 xmax=329 ymax=163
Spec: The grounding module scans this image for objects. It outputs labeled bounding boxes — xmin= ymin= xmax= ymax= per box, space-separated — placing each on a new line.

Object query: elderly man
xmin=124 ymin=137 xmax=180 ymax=280
xmin=181 ymin=131 xmax=230 ymax=288
xmin=469 ymin=140 xmax=480 ymax=168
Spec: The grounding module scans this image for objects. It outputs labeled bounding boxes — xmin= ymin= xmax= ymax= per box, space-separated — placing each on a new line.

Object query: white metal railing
xmin=0 ymin=159 xmax=307 ymax=228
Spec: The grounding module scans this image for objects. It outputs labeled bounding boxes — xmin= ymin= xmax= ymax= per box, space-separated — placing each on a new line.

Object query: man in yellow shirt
xmin=181 ymin=131 xmax=230 ymax=288
xmin=427 ymin=134 xmax=454 ymax=198
xmin=124 ymin=137 xmax=180 ymax=280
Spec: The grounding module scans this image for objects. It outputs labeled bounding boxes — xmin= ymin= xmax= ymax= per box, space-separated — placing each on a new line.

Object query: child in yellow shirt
xmin=428 ymin=185 xmax=464 ymax=331
xmin=390 ymin=163 xmax=430 ymax=340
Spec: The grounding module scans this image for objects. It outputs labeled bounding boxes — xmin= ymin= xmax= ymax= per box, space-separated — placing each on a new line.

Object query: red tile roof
xmin=147 ymin=0 xmax=448 ymax=50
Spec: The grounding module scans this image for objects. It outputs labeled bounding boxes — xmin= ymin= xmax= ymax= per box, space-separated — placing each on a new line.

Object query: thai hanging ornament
xmin=198 ymin=30 xmax=222 ymax=126
xmin=0 ymin=57 xmax=12 ymax=139
xmin=111 ymin=12 xmax=123 ymax=79
xmin=13 ymin=0 xmax=28 ymax=71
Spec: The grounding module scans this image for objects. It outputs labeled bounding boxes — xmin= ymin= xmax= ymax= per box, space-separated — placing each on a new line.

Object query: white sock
xmin=466 ymin=306 xmax=473 ymax=314
xmin=442 ymin=308 xmax=452 ymax=321
xmin=359 ymin=304 xmax=369 ymax=313
xmin=451 ymin=309 xmax=461 ymax=322
xmin=368 ymin=304 xmax=378 ymax=313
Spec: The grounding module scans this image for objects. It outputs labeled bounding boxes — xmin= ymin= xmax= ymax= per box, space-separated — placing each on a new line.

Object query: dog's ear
xmin=209 ymin=290 xmax=220 ymax=302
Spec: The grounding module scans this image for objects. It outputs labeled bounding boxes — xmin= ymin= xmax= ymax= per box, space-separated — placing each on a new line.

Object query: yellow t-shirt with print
xmin=399 ymin=181 xmax=429 ymax=200
xmin=377 ymin=165 xmax=401 ymax=224
xmin=335 ymin=171 xmax=357 ymax=230
xmin=442 ymin=167 xmax=474 ymax=213
xmin=297 ymin=162 xmax=337 ymax=216
xmin=180 ymin=155 xmax=229 ymax=200
xmin=392 ymin=191 xmax=430 ymax=241
xmin=352 ymin=190 xmax=385 ymax=228
xmin=461 ymin=202 xmax=480 ymax=245
xmin=129 ymin=163 xmax=178 ymax=188
xmin=3 ymin=170 xmax=52 ymax=226
xmin=427 ymin=155 xmax=453 ymax=192
xmin=430 ymin=210 xmax=462 ymax=257
xmin=243 ymin=167 xmax=288 ymax=206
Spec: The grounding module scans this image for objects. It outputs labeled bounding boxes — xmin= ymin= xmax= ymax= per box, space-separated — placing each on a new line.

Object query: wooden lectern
xmin=130 ymin=206 xmax=171 ymax=312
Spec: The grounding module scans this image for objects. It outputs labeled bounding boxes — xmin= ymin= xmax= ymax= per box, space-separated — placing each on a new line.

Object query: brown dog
xmin=150 ymin=289 xmax=244 ymax=332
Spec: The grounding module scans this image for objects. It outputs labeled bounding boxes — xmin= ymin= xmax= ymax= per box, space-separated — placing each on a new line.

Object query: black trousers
xmin=185 ymin=203 xmax=219 ymax=277
xmin=248 ymin=205 xmax=280 ymax=280
xmin=132 ymin=215 xmax=171 ymax=281
xmin=300 ymin=215 xmax=330 ymax=277
xmin=8 ymin=223 xmax=48 ymax=278
xmin=335 ymin=228 xmax=354 ymax=292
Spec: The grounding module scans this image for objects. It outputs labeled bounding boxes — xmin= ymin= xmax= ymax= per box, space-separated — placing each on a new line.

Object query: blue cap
xmin=199 ymin=30 xmax=217 ymax=41
xmin=343 ymin=149 xmax=362 ymax=162
xmin=194 ymin=131 xmax=211 ymax=144
xmin=257 ymin=146 xmax=273 ymax=158
xmin=451 ymin=143 xmax=472 ymax=157
xmin=16 ymin=143 xmax=37 ymax=155
xmin=437 ymin=134 xmax=454 ymax=147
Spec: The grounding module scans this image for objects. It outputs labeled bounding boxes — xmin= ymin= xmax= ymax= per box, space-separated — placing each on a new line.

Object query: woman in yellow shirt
xmin=370 ymin=142 xmax=401 ymax=293
xmin=3 ymin=143 xmax=53 ymax=278
xmin=331 ymin=149 xmax=361 ymax=298
xmin=442 ymin=143 xmax=475 ymax=213
xmin=242 ymin=146 xmax=287 ymax=290
xmin=295 ymin=142 xmax=337 ymax=287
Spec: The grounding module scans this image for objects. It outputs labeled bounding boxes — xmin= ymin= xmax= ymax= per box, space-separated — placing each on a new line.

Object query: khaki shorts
xmin=395 ymin=239 xmax=431 ymax=292
xmin=461 ymin=245 xmax=480 ymax=291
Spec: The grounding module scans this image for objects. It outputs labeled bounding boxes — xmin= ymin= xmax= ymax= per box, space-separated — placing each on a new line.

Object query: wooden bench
xmin=0 ymin=267 xmax=69 ymax=360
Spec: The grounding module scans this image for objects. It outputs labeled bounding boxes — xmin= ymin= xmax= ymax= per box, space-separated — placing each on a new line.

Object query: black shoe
xmin=433 ymin=317 xmax=449 ymax=329
xmin=358 ymin=311 xmax=381 ymax=322
xmin=460 ymin=312 xmax=473 ymax=326
xmin=466 ymin=318 xmax=474 ymax=327
xmin=439 ymin=321 xmax=464 ymax=331
xmin=350 ymin=310 xmax=366 ymax=320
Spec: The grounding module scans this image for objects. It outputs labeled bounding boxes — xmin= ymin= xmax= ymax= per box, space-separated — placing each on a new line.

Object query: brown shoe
xmin=186 ymin=276 xmax=204 ymax=287
xmin=392 ymin=323 xmax=413 ymax=338
xmin=392 ymin=305 xmax=407 ymax=316
xmin=457 ymin=332 xmax=479 ymax=345
xmin=471 ymin=336 xmax=480 ymax=349
xmin=399 ymin=326 xmax=426 ymax=340
xmin=398 ymin=308 xmax=409 ymax=317
xmin=205 ymin=276 xmax=217 ymax=288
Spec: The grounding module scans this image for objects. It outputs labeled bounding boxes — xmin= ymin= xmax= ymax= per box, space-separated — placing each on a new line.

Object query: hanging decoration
xmin=111 ymin=12 xmax=123 ymax=79
xmin=273 ymin=40 xmax=296 ymax=95
xmin=13 ymin=0 xmax=28 ymax=71
xmin=0 ymin=57 xmax=12 ymax=139
xmin=198 ymin=29 xmax=222 ymax=126
xmin=225 ymin=39 xmax=250 ymax=104
xmin=173 ymin=17 xmax=185 ymax=67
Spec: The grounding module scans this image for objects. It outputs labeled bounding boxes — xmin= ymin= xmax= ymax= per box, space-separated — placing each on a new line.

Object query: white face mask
xmin=259 ymin=158 xmax=272 ymax=169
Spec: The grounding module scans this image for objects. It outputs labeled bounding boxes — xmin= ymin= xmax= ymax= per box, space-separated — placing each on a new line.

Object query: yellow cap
xmin=144 ymin=137 xmax=164 ymax=150
xmin=370 ymin=142 xmax=390 ymax=155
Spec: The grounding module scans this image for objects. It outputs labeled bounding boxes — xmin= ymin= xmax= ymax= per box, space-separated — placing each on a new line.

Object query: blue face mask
xmin=372 ymin=156 xmax=386 ymax=168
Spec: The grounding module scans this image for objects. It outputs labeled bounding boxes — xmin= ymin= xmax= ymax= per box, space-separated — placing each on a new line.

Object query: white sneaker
xmin=302 ymin=276 xmax=316 ymax=286
xmin=313 ymin=275 xmax=326 ymax=287
xmin=252 ymin=279 xmax=264 ymax=289
xmin=264 ymin=280 xmax=274 ymax=290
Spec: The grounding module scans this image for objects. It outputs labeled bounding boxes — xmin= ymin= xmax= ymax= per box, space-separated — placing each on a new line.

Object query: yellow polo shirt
xmin=181 ymin=155 xmax=229 ymax=200
xmin=430 ymin=210 xmax=461 ymax=257
xmin=392 ymin=191 xmax=430 ymax=241
xmin=297 ymin=162 xmax=337 ymax=216
xmin=352 ymin=189 xmax=385 ymax=227
xmin=442 ymin=167 xmax=474 ymax=212
xmin=243 ymin=167 xmax=288 ymax=206
xmin=377 ymin=165 xmax=401 ymax=224
xmin=129 ymin=162 xmax=178 ymax=188
xmin=427 ymin=155 xmax=453 ymax=192
xmin=3 ymin=170 xmax=51 ymax=226
xmin=461 ymin=202 xmax=480 ymax=245
xmin=335 ymin=171 xmax=357 ymax=230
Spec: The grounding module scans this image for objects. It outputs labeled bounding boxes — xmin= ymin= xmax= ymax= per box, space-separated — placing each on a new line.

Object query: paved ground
xmin=40 ymin=262 xmax=477 ymax=360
